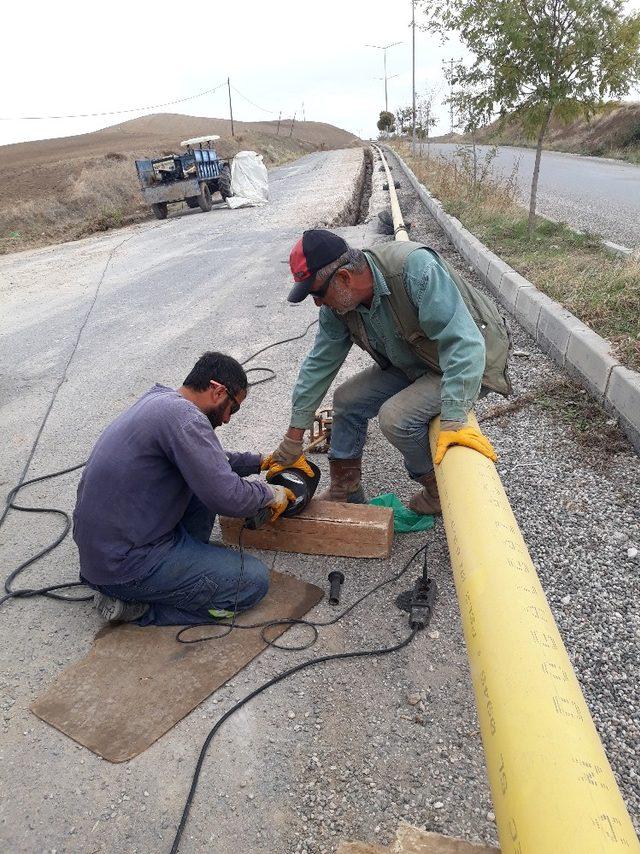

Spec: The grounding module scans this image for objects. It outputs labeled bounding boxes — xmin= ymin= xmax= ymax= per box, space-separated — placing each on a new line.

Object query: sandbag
xmin=227 ymin=150 xmax=269 ymax=208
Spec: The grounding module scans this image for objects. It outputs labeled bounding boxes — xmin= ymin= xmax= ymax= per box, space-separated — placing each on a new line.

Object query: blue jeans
xmin=94 ymin=496 xmax=270 ymax=626
xmin=329 ymin=366 xmax=445 ymax=479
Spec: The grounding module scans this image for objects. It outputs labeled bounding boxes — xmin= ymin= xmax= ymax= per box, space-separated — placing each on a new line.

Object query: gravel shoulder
xmin=0 ymin=145 xmax=637 ymax=853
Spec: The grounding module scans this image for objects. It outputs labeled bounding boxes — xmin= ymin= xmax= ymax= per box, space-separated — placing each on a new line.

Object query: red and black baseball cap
xmin=288 ymin=229 xmax=348 ymax=303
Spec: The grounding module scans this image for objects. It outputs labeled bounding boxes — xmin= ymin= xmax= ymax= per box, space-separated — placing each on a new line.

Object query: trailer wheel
xmin=218 ymin=163 xmax=232 ymax=201
xmin=151 ymin=202 xmax=168 ymax=220
xmin=198 ymin=183 xmax=213 ymax=212
xmin=185 ymin=197 xmax=199 ymax=209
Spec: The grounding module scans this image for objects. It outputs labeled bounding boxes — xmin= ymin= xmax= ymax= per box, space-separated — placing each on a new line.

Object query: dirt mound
xmin=0 ymin=113 xmax=361 ymax=254
xmin=474 ymin=101 xmax=640 ymax=161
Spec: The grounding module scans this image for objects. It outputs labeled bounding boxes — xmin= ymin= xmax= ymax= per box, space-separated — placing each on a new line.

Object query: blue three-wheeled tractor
xmin=135 ymin=135 xmax=232 ymax=219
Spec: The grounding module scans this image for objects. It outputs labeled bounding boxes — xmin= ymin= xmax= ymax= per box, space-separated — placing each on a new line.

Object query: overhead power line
xmin=230 ymin=85 xmax=279 ymax=116
xmin=0 ymin=81 xmax=227 ymax=122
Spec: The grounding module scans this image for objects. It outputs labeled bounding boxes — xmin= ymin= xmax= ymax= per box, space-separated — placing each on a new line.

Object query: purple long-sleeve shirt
xmin=73 ymin=384 xmax=273 ymax=585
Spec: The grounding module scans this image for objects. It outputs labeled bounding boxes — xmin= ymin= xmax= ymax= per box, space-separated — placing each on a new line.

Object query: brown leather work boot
xmin=316 ymin=458 xmax=366 ymax=504
xmin=408 ymin=471 xmax=442 ymax=515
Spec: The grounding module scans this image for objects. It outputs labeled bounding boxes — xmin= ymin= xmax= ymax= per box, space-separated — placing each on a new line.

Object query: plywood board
xmin=338 ymin=825 xmax=499 ymax=854
xmin=31 ymin=571 xmax=323 ymax=762
xmin=392 ymin=825 xmax=500 ymax=853
xmin=220 ymin=499 xmax=394 ymax=558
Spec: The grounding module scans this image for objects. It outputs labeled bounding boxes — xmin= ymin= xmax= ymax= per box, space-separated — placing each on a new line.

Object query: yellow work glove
xmin=261 ymin=435 xmax=304 ymax=473
xmin=267 ymin=485 xmax=297 ymax=522
xmin=434 ymin=422 xmax=497 ymax=465
xmin=266 ymin=454 xmax=315 ymax=480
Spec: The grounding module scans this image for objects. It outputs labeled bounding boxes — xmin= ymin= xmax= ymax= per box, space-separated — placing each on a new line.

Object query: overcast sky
xmin=2 ymin=0 xmax=639 ymax=148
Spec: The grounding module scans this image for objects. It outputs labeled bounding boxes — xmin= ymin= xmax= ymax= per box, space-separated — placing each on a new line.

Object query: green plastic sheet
xmin=369 ymin=493 xmax=435 ymax=533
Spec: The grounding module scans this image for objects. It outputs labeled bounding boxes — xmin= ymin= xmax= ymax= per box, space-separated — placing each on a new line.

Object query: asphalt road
xmin=424 ymin=143 xmax=640 ymax=249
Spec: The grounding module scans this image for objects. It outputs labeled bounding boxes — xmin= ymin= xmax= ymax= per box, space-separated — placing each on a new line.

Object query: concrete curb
xmin=384 ymin=145 xmax=640 ymax=453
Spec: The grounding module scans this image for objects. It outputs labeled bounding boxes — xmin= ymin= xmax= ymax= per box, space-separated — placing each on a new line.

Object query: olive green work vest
xmin=340 ymin=241 xmax=512 ymax=397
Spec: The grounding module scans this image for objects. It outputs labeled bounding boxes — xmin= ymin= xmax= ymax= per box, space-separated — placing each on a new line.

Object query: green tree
xmin=424 ymin=0 xmax=640 ymax=235
xmin=395 ymin=106 xmax=414 ymax=136
xmin=377 ymin=110 xmax=396 ymax=136
xmin=447 ymin=75 xmax=495 ymax=188
xmin=416 ymin=84 xmax=440 ymax=155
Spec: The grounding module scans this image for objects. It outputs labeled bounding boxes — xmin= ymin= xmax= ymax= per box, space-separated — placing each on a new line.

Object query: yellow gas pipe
xmin=374 ymin=144 xmax=639 ymax=853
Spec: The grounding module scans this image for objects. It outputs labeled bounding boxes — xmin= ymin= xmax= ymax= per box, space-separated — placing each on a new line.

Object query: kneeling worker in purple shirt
xmin=73 ymin=351 xmax=291 ymax=626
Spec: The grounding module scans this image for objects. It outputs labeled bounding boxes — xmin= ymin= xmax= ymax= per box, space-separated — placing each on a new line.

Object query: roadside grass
xmin=599 ymin=145 xmax=640 ymax=165
xmin=0 ymin=157 xmax=147 ymax=254
xmin=390 ymin=140 xmax=640 ymax=372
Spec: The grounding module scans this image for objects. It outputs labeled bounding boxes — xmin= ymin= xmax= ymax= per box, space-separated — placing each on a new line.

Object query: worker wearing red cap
xmin=263 ymin=230 xmax=511 ymax=515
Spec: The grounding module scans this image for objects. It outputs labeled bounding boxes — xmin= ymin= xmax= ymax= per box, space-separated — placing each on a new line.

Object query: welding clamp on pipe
xmin=246 ymin=456 xmax=322 ymax=530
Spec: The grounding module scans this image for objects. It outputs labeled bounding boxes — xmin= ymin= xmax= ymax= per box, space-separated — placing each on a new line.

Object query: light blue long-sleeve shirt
xmin=290 ymin=248 xmax=485 ymax=427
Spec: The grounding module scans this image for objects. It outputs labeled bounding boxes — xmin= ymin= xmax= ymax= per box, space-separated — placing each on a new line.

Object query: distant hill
xmin=473 ymin=102 xmax=640 ymax=162
xmin=0 ymin=113 xmax=361 ymax=254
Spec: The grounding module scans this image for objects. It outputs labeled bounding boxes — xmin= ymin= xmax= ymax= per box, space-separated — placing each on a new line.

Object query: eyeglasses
xmin=225 ymin=387 xmax=241 ymax=415
xmin=310 ymin=262 xmax=348 ymax=302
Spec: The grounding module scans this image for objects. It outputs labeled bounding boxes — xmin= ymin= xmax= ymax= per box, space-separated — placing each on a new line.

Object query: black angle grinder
xmin=246 ymin=459 xmax=322 ymax=530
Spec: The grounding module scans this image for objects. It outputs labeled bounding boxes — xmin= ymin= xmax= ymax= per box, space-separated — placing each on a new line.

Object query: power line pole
xmin=227 ymin=77 xmax=235 ymax=137
xmin=277 ymin=111 xmax=281 ymax=136
xmin=411 ymin=0 xmax=416 ymax=155
xmin=289 ymin=112 xmax=296 ymax=137
xmin=366 ymin=42 xmax=402 ymax=113
xmin=302 ymin=101 xmax=306 ymax=122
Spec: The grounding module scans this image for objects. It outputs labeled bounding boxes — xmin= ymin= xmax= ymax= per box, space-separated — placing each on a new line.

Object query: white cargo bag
xmin=226 ymin=151 xmax=269 ymax=208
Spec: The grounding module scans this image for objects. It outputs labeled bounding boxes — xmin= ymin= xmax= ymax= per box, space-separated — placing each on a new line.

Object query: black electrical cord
xmin=0 ymin=464 xmax=91 ymax=607
xmin=170 ymin=625 xmax=419 ymax=854
xmin=240 ymin=318 xmax=318 ymax=387
xmin=176 ymin=542 xmax=428 ymax=650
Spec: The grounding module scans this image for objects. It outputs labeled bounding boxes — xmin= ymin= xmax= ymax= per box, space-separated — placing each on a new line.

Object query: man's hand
xmin=267 ymin=485 xmax=297 ymax=522
xmin=261 ymin=435 xmax=304 ymax=472
xmin=266 ymin=454 xmax=316 ymax=480
xmin=434 ymin=423 xmax=497 ymax=465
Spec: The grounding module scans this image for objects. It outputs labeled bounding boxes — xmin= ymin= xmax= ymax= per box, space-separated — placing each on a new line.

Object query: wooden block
xmin=337 ymin=844 xmax=389 ymax=854
xmin=392 ymin=824 xmax=500 ymax=853
xmin=220 ymin=499 xmax=393 ymax=558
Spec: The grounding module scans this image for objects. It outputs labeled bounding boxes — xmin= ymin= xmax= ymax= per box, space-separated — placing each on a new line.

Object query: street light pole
xmin=366 ymin=42 xmax=402 ymax=113
xmin=375 ymin=73 xmax=400 ymax=114
xmin=384 ymin=50 xmax=389 ymax=112
xmin=411 ymin=0 xmax=416 ymax=155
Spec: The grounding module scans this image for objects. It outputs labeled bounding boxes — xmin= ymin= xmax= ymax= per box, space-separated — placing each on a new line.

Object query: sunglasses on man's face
xmin=210 ymin=380 xmax=241 ymax=415
xmin=310 ymin=262 xmax=348 ymax=302
xmin=225 ymin=387 xmax=241 ymax=415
